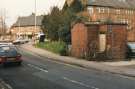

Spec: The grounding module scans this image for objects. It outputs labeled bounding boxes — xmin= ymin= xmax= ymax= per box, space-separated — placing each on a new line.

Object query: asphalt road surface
xmin=0 ymin=47 xmax=135 ymax=89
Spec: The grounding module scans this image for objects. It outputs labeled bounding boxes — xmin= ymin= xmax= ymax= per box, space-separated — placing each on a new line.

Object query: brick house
xmin=10 ymin=14 xmax=43 ymax=40
xmin=71 ymin=22 xmax=127 ymax=60
xmin=66 ymin=0 xmax=135 ymax=42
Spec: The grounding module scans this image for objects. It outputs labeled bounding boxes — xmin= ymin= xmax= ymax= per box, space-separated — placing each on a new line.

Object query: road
xmin=0 ymin=47 xmax=135 ymax=89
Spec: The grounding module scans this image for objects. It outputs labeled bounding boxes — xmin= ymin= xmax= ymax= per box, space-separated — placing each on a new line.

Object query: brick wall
xmin=84 ymin=6 xmax=135 ymax=42
xmin=71 ymin=22 xmax=127 ymax=60
xmin=105 ymin=25 xmax=127 ymax=60
xmin=71 ymin=23 xmax=88 ymax=57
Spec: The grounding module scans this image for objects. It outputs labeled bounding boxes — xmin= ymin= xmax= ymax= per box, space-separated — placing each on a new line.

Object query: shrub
xmin=36 ymin=41 xmax=68 ymax=56
xmin=59 ymin=47 xmax=67 ymax=56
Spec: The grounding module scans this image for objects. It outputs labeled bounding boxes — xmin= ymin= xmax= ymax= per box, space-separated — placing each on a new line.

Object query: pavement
xmin=20 ymin=43 xmax=135 ymax=77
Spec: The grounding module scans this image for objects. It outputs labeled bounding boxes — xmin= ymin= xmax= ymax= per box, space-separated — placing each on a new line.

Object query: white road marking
xmin=1 ymin=81 xmax=13 ymax=89
xmin=63 ymin=77 xmax=100 ymax=89
xmin=5 ymin=84 xmax=13 ymax=89
xmin=27 ymin=64 xmax=48 ymax=73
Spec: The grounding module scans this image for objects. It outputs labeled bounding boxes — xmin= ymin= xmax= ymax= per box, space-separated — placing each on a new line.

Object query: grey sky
xmin=0 ymin=0 xmax=65 ymax=27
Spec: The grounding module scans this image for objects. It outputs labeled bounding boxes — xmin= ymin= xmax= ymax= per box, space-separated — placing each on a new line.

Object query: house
xmin=71 ymin=22 xmax=127 ymax=60
xmin=65 ymin=0 xmax=135 ymax=42
xmin=10 ymin=14 xmax=44 ymax=40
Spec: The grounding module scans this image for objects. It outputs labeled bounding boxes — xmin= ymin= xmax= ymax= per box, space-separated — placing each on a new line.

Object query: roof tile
xmin=87 ymin=0 xmax=135 ymax=9
xmin=12 ymin=14 xmax=44 ymax=27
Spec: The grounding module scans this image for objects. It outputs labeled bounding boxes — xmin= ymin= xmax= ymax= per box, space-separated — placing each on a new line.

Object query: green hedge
xmin=36 ymin=41 xmax=68 ymax=56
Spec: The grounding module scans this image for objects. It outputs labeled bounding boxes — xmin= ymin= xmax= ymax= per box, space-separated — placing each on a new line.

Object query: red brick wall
xmin=71 ymin=23 xmax=127 ymax=60
xmin=71 ymin=23 xmax=99 ymax=58
xmin=86 ymin=25 xmax=99 ymax=52
xmin=71 ymin=23 xmax=88 ymax=57
xmin=84 ymin=6 xmax=135 ymax=41
xmin=106 ymin=25 xmax=127 ymax=60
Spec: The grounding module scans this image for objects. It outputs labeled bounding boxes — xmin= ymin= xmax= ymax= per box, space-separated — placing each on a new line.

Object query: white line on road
xmin=1 ymin=81 xmax=13 ymax=89
xmin=27 ymin=64 xmax=48 ymax=73
xmin=63 ymin=77 xmax=100 ymax=89
xmin=5 ymin=83 xmax=13 ymax=89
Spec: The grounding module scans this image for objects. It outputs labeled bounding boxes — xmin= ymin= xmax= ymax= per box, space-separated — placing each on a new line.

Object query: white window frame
xmin=116 ymin=9 xmax=120 ymax=14
xmin=87 ymin=7 xmax=94 ymax=15
xmin=98 ymin=7 xmax=105 ymax=13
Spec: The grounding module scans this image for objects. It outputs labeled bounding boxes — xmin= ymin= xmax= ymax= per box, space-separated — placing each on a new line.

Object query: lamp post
xmin=35 ymin=0 xmax=37 ymax=32
xmin=34 ymin=0 xmax=37 ymax=44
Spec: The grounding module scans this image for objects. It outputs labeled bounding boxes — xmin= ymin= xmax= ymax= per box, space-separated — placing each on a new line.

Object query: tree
xmin=69 ymin=0 xmax=84 ymax=13
xmin=42 ymin=7 xmax=62 ymax=41
xmin=58 ymin=8 xmax=77 ymax=44
xmin=0 ymin=9 xmax=7 ymax=35
xmin=41 ymin=0 xmax=84 ymax=44
xmin=58 ymin=24 xmax=71 ymax=43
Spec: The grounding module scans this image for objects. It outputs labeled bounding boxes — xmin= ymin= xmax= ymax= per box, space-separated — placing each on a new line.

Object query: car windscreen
xmin=0 ymin=46 xmax=18 ymax=57
xmin=127 ymin=43 xmax=135 ymax=49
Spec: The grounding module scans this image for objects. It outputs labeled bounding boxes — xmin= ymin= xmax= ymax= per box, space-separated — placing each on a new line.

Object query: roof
xmin=84 ymin=21 xmax=127 ymax=25
xmin=87 ymin=0 xmax=135 ymax=9
xmin=12 ymin=14 xmax=44 ymax=27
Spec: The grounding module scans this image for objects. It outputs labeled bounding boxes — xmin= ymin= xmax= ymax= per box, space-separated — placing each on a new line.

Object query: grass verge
xmin=35 ymin=41 xmax=68 ymax=56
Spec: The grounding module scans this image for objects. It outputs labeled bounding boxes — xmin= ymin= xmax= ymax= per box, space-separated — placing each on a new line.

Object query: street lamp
xmin=34 ymin=0 xmax=37 ymax=44
xmin=35 ymin=0 xmax=37 ymax=32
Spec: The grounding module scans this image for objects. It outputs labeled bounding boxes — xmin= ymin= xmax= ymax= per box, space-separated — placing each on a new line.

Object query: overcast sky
xmin=0 ymin=0 xmax=65 ymax=27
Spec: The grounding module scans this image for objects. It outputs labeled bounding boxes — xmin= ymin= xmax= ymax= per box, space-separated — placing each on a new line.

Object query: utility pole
xmin=35 ymin=0 xmax=37 ymax=32
xmin=19 ymin=17 xmax=21 ymax=39
xmin=34 ymin=0 xmax=37 ymax=44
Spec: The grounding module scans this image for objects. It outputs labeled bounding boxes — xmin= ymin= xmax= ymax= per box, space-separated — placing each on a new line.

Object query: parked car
xmin=0 ymin=45 xmax=22 ymax=66
xmin=126 ymin=42 xmax=135 ymax=58
xmin=13 ymin=38 xmax=29 ymax=44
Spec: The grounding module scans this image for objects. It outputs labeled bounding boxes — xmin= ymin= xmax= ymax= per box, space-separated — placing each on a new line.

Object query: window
xmin=130 ymin=10 xmax=134 ymax=14
xmin=98 ymin=7 xmax=105 ymax=13
xmin=127 ymin=10 xmax=130 ymax=14
xmin=107 ymin=8 xmax=110 ymax=13
xmin=116 ymin=9 xmax=120 ymax=14
xmin=121 ymin=19 xmax=129 ymax=24
xmin=87 ymin=7 xmax=93 ymax=15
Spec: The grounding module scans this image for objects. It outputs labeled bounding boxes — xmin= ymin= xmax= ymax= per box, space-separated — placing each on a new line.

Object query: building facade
xmin=10 ymin=14 xmax=43 ymax=40
xmin=66 ymin=0 xmax=135 ymax=42
xmin=85 ymin=0 xmax=135 ymax=42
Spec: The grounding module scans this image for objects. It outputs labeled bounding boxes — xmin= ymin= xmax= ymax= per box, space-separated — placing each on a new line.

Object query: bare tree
xmin=0 ymin=9 xmax=7 ymax=36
